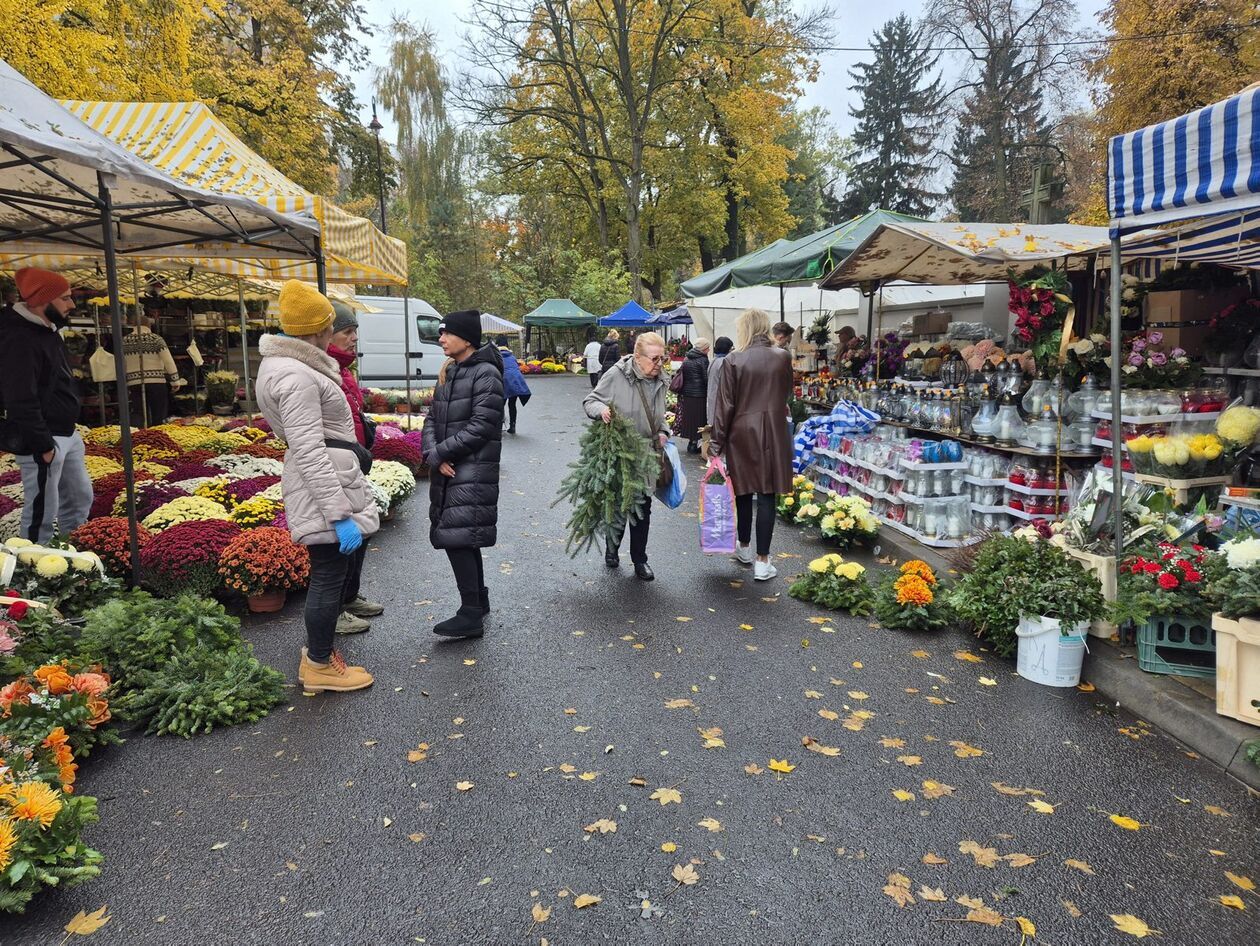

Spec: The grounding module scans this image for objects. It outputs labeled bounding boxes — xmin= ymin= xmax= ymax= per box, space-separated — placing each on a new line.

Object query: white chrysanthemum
xmin=1222 ymin=537 xmax=1260 ymax=571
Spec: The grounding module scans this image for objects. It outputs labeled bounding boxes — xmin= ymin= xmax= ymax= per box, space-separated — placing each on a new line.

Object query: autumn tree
xmin=782 ymin=107 xmax=849 ymax=237
xmin=929 ymin=0 xmax=1081 ymax=221
xmin=840 ymin=14 xmax=941 ymax=219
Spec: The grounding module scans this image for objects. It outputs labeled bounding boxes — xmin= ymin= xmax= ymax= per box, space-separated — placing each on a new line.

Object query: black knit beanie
xmin=440 ymin=309 xmax=482 ymax=348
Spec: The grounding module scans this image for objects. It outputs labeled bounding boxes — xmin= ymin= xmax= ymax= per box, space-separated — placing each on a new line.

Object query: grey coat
xmin=583 ymin=354 xmax=669 ymax=441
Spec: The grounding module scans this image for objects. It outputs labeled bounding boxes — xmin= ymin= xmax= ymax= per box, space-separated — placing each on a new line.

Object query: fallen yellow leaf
xmin=955 ymin=895 xmax=985 ymax=910
xmin=1218 ymin=894 xmax=1245 ymax=911
xmin=672 ymin=863 xmax=700 ymax=886
xmin=63 ymin=906 xmax=111 ymax=937
xmin=918 ymin=885 xmax=947 ymax=902
xmin=978 ymin=677 xmax=997 ymax=687
xmin=463 ymin=658 xmax=477 ymax=666
xmin=1004 ymin=852 xmax=1037 ymax=868
xmin=965 ymin=907 xmax=1004 ymax=927
xmin=1064 ymin=858 xmax=1094 ymax=874
xmin=879 ymin=737 xmax=906 ymax=748
xmin=573 ymin=725 xmax=591 ymax=733
xmin=661 ymin=841 xmax=677 ymax=852
xmin=921 ymin=853 xmax=947 ymax=865
xmin=583 ymin=819 xmax=617 ymax=834
xmin=1015 ymin=916 xmax=1036 ymax=936
xmin=572 ymin=893 xmax=601 ymax=909
xmin=1205 ymin=804 xmax=1231 ymax=817
xmin=558 ymin=763 xmax=576 ymax=774
xmin=802 ymin=736 xmax=840 ymax=757
xmin=896 ymin=755 xmax=922 ymax=767
xmin=1028 ymin=799 xmax=1056 ymax=814
xmin=921 ymin=780 xmax=954 ymax=799
xmin=993 ymin=782 xmax=1041 ymax=797
xmin=675 ymin=616 xmax=692 ymax=622
xmin=740 ymin=623 xmax=754 ymax=630
xmin=1063 ymin=899 xmax=1082 ymax=918
xmin=1077 ymin=682 xmax=1096 ymax=692
xmin=1110 ymin=813 xmax=1143 ymax=831
xmin=959 ymin=840 xmax=1000 ymax=868
xmin=949 ymin=740 xmax=985 ymax=758
xmin=578 ymin=771 xmax=599 ymax=781
xmin=882 ymin=872 xmax=915 ymax=908
xmin=1226 ymin=871 xmax=1255 ymax=892
xmin=768 ymin=758 xmax=796 ymax=773
xmin=408 ymin=832 xmax=426 ymax=843
xmin=910 ymin=650 xmax=930 ymax=659
xmin=892 ymin=789 xmax=916 ymax=802
xmin=531 ymin=902 xmax=552 ymax=923
xmin=848 ymin=691 xmax=869 ymax=701
xmin=697 ymin=816 xmax=722 ymax=833
xmin=1110 ymin=913 xmax=1159 ymax=937
xmin=803 ymin=690 xmax=822 ymax=699
xmin=852 ymin=661 xmax=863 ymax=668
xmin=744 ymin=763 xmax=764 ymax=775
xmin=650 ymin=787 xmax=683 ymax=805
xmin=664 ymin=698 xmax=696 ymax=709
xmin=954 ymin=650 xmax=984 ymax=663
xmin=456 ymin=781 xmax=474 ymax=792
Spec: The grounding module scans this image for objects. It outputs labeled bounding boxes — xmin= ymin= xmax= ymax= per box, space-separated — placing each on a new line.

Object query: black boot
xmin=434 ymin=589 xmax=485 ymax=638
xmin=479 ymin=586 xmax=490 ymax=616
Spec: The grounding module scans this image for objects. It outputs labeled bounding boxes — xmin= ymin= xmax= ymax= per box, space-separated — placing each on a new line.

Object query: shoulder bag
xmin=634 ymin=379 xmax=672 ymax=492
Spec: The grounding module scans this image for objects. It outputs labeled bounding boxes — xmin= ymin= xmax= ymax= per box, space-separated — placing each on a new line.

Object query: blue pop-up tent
xmin=600 ymin=299 xmax=655 ymax=326
xmin=649 ymin=304 xmax=692 ymax=325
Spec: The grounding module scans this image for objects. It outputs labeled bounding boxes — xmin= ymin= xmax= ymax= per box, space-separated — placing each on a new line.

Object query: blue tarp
xmin=649 ymin=305 xmax=692 ymax=325
xmin=600 ymin=300 xmax=656 ymax=326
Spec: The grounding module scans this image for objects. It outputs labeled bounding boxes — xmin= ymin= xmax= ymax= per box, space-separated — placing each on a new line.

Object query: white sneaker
xmin=753 ymin=560 xmax=778 ymax=581
xmin=734 ymin=544 xmax=754 ymax=566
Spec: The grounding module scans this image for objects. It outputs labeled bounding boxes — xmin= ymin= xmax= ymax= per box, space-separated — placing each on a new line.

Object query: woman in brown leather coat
xmin=709 ymin=308 xmax=794 ymax=582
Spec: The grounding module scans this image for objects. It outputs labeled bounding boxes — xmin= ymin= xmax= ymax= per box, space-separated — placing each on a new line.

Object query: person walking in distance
xmin=495 ymin=336 xmax=531 ymax=434
xmin=255 ymin=281 xmax=379 ymax=692
xmin=422 ymin=311 xmax=505 ymax=638
xmin=706 ymin=336 xmax=733 ymax=426
xmin=0 ymin=269 xmax=92 ymax=543
xmin=325 ymin=301 xmax=386 ymax=636
xmin=583 ymin=330 xmax=603 ymax=388
xmin=598 ymin=329 xmax=621 ymax=375
xmin=710 ymin=308 xmax=793 ymax=581
xmin=772 ymin=321 xmax=795 ymax=350
xmin=583 ymin=332 xmax=670 ymax=581
xmin=676 ymin=337 xmax=710 ymax=454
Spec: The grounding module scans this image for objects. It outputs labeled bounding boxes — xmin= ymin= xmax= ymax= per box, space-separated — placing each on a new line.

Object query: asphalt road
xmin=5 ymin=376 xmax=1259 ymax=946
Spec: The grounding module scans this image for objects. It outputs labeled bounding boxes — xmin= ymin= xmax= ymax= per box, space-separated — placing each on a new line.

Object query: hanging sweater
xmin=122 ymin=326 xmax=181 ymax=387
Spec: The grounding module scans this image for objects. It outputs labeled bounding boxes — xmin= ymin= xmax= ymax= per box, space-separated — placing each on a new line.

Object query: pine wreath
xmin=553 ymin=409 xmax=659 ymax=556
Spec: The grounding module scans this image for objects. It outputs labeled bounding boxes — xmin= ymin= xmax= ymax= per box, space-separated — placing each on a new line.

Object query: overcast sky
xmin=350 ymin=0 xmax=1109 ymax=148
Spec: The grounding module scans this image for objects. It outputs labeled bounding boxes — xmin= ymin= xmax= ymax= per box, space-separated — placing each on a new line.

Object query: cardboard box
xmin=1144 ymin=287 xmax=1250 ymax=326
xmin=910 ymin=311 xmax=951 ymax=336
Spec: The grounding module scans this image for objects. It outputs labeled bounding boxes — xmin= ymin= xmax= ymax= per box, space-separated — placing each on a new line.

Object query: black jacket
xmin=421 ymin=344 xmax=505 ymax=549
xmin=680 ymin=347 xmax=709 ymax=399
xmin=598 ymin=339 xmax=621 ymax=370
xmin=0 ymin=305 xmax=80 ymax=455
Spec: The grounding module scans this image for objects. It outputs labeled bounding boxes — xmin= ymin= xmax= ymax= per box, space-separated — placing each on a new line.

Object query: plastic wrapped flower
xmin=35 ymin=554 xmax=69 ymax=578
xmin=1218 ymin=405 xmax=1260 ymax=447
xmin=1221 ymin=537 xmax=1260 ymax=570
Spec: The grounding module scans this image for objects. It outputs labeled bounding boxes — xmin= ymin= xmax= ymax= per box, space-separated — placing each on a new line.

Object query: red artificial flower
xmin=1142 ymin=561 xmax=1161 ymax=574
xmin=1157 ymin=572 xmax=1180 ymax=590
xmin=7 ymin=601 xmax=28 ymax=620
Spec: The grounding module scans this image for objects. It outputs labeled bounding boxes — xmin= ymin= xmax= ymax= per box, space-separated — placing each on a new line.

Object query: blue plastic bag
xmin=655 ymin=440 xmax=687 ymax=509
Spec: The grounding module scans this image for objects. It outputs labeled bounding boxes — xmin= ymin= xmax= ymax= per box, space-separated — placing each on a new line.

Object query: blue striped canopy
xmin=1108 ymin=85 xmax=1260 ymax=237
xmin=1116 ymin=208 xmax=1260 ymax=269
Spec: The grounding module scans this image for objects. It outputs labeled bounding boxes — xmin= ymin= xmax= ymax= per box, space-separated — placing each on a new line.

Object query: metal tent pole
xmin=130 ymin=260 xmax=148 ymax=427
xmin=403 ymin=292 xmax=413 ymax=425
xmin=98 ymin=174 xmax=142 ymax=587
xmin=1109 ymin=237 xmax=1125 ymax=561
xmin=237 ymin=278 xmax=252 ymax=410
xmin=314 ymin=236 xmax=327 ymax=294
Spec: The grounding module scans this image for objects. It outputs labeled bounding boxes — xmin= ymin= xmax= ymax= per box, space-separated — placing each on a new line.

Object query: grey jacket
xmin=706 ymin=354 xmax=727 ymax=423
xmin=583 ymin=354 xmax=669 ymax=441
xmin=255 ymin=334 xmax=380 ymax=546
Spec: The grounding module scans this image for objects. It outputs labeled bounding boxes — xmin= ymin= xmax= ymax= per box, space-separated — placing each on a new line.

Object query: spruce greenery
xmin=553 ymin=410 xmax=659 ymax=556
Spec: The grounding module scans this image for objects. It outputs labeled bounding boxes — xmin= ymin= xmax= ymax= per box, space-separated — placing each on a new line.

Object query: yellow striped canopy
xmin=60 ymin=100 xmax=407 ymax=286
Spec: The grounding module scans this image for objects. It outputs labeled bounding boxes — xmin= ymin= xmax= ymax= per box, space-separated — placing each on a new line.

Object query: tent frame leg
xmin=1109 ymin=237 xmax=1125 ymax=563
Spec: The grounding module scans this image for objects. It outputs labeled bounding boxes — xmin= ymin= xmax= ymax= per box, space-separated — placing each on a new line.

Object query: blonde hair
xmin=634 ymin=331 xmax=666 ymax=354
xmin=606 ymin=329 xmax=620 ymax=341
xmin=735 ymin=308 xmax=771 ymax=352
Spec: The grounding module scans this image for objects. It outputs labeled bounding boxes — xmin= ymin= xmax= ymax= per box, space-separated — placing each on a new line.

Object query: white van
xmin=354 ymin=295 xmax=446 ymax=385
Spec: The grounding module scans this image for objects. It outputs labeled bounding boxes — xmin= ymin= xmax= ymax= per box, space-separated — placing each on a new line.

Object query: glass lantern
xmin=1065 ymin=375 xmax=1103 ymax=450
xmin=993 ymin=393 xmax=1026 ymax=446
xmin=1022 ymin=406 xmax=1061 ymax=455
xmin=970 ymin=386 xmax=998 ymax=442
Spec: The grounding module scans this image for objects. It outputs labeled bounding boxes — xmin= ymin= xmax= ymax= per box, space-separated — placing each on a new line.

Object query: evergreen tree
xmin=839 ymin=15 xmax=941 ymax=218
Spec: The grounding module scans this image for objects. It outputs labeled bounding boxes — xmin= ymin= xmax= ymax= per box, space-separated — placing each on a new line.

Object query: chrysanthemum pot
xmin=247 ymin=588 xmax=287 ymax=613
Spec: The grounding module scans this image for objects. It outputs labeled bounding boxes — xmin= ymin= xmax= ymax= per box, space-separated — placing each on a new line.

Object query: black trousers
xmin=306 ymin=543 xmax=352 ymax=662
xmin=589 ymin=371 xmax=601 ymax=388
xmin=735 ymin=492 xmax=776 ymax=557
xmin=341 ymin=545 xmax=366 ymax=605
xmin=610 ymin=497 xmax=652 ymax=564
xmin=128 ymin=383 xmax=168 ymax=427
xmin=506 ymin=397 xmax=519 ymax=429
xmin=446 ymin=548 xmax=484 ymax=607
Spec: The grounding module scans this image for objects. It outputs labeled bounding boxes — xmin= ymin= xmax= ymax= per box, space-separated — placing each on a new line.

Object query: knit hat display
xmin=439 ymin=309 xmax=482 ymax=348
xmin=278 ymin=280 xmax=334 ymax=336
xmin=15 ymin=268 xmax=71 ymax=310
xmin=331 ymin=301 xmax=358 ymax=334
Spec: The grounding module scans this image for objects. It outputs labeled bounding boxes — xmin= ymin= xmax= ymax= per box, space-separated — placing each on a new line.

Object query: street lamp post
xmin=369 ymin=99 xmax=387 ymax=237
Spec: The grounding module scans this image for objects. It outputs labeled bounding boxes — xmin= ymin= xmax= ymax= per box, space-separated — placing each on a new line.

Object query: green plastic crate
xmin=1137 ymin=614 xmax=1216 ymax=679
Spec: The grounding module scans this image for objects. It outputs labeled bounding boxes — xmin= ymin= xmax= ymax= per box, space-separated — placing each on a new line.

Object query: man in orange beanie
xmin=0 ymin=268 xmax=92 ymax=542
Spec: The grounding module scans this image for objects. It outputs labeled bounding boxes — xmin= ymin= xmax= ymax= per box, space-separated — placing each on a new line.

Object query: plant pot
xmin=1212 ymin=612 xmax=1260 ymax=726
xmin=1016 ymin=614 xmax=1088 ymax=687
xmin=247 ymin=588 xmax=286 ymax=613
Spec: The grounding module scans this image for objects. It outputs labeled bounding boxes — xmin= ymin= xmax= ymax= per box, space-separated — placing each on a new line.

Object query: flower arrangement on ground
xmin=818 ymin=494 xmax=879 ymax=548
xmin=371 ymin=436 xmax=426 ymax=476
xmin=193 ymin=478 xmax=234 ymax=508
xmin=111 ymin=480 xmax=188 ymax=519
xmin=788 ymin=553 xmax=875 ymax=615
xmin=4 ymin=540 xmax=114 ymax=617
xmin=0 ymin=664 xmax=114 ymax=759
xmin=873 ymin=560 xmax=954 ymax=631
xmin=205 ymin=454 xmax=284 ymax=479
xmin=217 ymin=527 xmax=310 ymax=598
xmin=1112 ymin=542 xmax=1224 ymax=627
xmin=139 ymin=519 xmax=242 ymax=597
xmin=230 ymin=496 xmax=282 ymax=529
xmin=69 ymin=518 xmax=152 ymax=577
xmin=777 ymin=475 xmax=817 ymax=523
xmin=1207 ymin=536 xmax=1260 ymax=620
xmin=368 ymin=460 xmax=417 ymax=509
xmin=140 ymin=495 xmax=230 ymax=532
xmin=226 ymin=475 xmax=281 ymax=504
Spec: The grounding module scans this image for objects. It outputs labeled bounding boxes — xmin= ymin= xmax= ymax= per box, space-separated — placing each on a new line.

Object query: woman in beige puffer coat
xmin=255 ymin=280 xmax=380 ymax=693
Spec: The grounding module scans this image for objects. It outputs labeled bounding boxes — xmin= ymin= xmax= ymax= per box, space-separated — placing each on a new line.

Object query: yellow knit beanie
xmin=278 ymin=280 xmax=333 ymax=336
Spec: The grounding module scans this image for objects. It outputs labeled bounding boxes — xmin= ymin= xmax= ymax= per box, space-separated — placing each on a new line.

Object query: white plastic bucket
xmin=1016 ymin=615 xmax=1089 ymax=687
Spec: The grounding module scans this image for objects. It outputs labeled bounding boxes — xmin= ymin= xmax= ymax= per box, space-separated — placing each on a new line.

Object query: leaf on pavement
xmin=1004 ymin=853 xmax=1037 ymax=868
xmin=64 ymin=906 xmax=111 ymax=937
xmin=744 ymin=763 xmax=764 ymax=775
xmin=978 ymin=677 xmax=997 ymax=687
xmin=572 ymin=893 xmax=601 ymax=909
xmin=921 ymin=780 xmax=954 ymax=799
xmin=910 ymin=650 xmax=930 ymax=659
xmin=583 ymin=819 xmax=617 ymax=834
xmin=674 ymin=616 xmax=692 ymax=622
xmin=1015 ymin=916 xmax=1036 ymax=936
xmin=672 ymin=863 xmax=699 ymax=886
xmin=921 ymin=853 xmax=948 ymax=865
xmin=1077 ymin=682 xmax=1096 ymax=692
xmin=579 ymin=771 xmax=599 ymax=781
xmin=1226 ymin=871 xmax=1255 ymax=892
xmin=949 ymin=740 xmax=985 ymax=758
xmin=697 ymin=817 xmax=722 ymax=833
xmin=818 ymin=708 xmax=840 ymax=721
xmin=804 ymin=690 xmax=822 ymax=699
xmin=959 ymin=840 xmax=1000 ymax=868
xmin=1063 ymin=900 xmax=1082 ymax=918
xmin=1028 ymin=799 xmax=1056 ymax=814
xmin=768 ymin=759 xmax=796 ymax=773
xmin=531 ymin=903 xmax=552 ymax=923
xmin=1218 ymin=895 xmax=1245 ymax=910
xmin=882 ymin=873 xmax=915 ymax=908
xmin=1204 ymin=804 xmax=1230 ymax=817
xmin=651 ymin=787 xmax=683 ymax=805
xmin=892 ymin=789 xmax=916 ymax=802
xmin=559 ymin=763 xmax=577 ymax=773
xmin=993 ymin=782 xmax=1044 ymax=797
xmin=1109 ymin=813 xmax=1143 ymax=831
xmin=965 ymin=907 xmax=1004 ymax=927
xmin=848 ymin=691 xmax=869 ymax=700
xmin=896 ymin=755 xmax=922 ymax=767
xmin=953 ymin=650 xmax=984 ymax=663
xmin=661 ymin=841 xmax=677 ymax=852
xmin=456 ymin=781 xmax=475 ymax=792
xmin=664 ymin=698 xmax=696 ymax=709
xmin=1064 ymin=858 xmax=1095 ymax=874
xmin=955 ymin=895 xmax=985 ymax=909
xmin=1110 ymin=914 xmax=1159 ymax=937
xmin=918 ymin=885 xmax=947 ymax=902
xmin=802 ymin=736 xmax=840 ymax=757
xmin=880 ymin=737 xmax=906 ymax=749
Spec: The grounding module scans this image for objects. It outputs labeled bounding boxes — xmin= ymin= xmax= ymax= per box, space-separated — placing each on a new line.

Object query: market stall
xmin=523 ymin=298 xmax=599 ymax=366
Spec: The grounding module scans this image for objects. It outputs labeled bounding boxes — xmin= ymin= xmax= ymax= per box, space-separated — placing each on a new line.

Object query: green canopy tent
xmin=522 ymin=298 xmax=599 ymax=356
xmin=679 ymin=239 xmax=791 ymax=297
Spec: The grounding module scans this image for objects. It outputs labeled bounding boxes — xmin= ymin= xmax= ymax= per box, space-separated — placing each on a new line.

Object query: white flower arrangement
xmin=205 ymin=454 xmax=285 ymax=479
xmin=367 ymin=460 xmax=416 ymax=504
xmin=366 ymin=480 xmax=391 ymax=516
xmin=259 ymin=482 xmax=285 ymax=502
xmin=1221 ymin=537 xmax=1260 ymax=571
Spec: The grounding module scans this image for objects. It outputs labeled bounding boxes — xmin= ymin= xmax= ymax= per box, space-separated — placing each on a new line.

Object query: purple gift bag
xmin=699 ymin=457 xmax=737 ymax=555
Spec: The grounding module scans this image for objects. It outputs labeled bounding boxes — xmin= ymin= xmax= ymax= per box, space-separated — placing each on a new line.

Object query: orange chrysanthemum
xmin=58 ymin=763 xmax=78 ymax=792
xmin=0 ymin=816 xmax=17 ymax=872
xmin=895 ymin=574 xmax=935 ymax=607
xmin=0 ymin=678 xmax=33 ymax=714
xmin=71 ymin=672 xmax=110 ymax=698
xmin=33 ymin=664 xmax=73 ymax=695
xmin=9 ymin=780 xmax=62 ymax=827
xmin=899 ymin=560 xmax=937 ymax=584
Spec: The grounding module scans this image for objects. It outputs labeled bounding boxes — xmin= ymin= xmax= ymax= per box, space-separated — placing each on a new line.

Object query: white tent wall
xmin=867 ymin=284 xmax=996 ymax=339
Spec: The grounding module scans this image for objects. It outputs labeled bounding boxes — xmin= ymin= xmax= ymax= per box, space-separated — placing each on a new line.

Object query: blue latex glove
xmin=333 ymin=519 xmax=363 ymax=555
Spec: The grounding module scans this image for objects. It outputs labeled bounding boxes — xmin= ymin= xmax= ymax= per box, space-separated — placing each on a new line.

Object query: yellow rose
xmin=783 ymin=497 xmax=795 ymax=507
xmin=1204 ymin=444 xmax=1222 ymax=460
xmin=1126 ymin=435 xmax=1153 ymax=454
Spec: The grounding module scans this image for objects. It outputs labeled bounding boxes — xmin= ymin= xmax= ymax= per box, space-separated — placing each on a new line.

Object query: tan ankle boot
xmin=299 ymin=650 xmax=373 ymax=692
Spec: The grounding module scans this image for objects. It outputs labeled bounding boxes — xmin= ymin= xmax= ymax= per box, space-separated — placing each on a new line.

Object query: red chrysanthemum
xmin=1157 ymin=572 xmax=1180 ymax=590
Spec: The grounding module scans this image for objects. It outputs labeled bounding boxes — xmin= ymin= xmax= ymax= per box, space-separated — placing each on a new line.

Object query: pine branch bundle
xmin=552 ymin=410 xmax=659 ymax=556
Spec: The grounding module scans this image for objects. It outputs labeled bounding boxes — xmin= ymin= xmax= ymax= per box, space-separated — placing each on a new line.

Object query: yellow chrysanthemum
xmin=9 ymin=780 xmax=62 ymax=827
xmin=899 ymin=560 xmax=937 ymax=584
xmin=820 ymin=515 xmax=837 ymax=532
xmin=3 ymin=537 xmax=33 ymax=550
xmin=35 ymin=554 xmax=68 ymax=578
xmin=0 ymin=816 xmax=16 ymax=872
xmin=1218 ymin=405 xmax=1260 ymax=446
xmin=835 ymin=561 xmax=865 ymax=580
xmin=894 ymin=574 xmax=934 ymax=607
xmin=808 ymin=556 xmax=832 ymax=574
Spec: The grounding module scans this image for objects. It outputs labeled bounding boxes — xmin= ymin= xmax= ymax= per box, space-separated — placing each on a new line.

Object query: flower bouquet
xmin=1218 ymin=404 xmax=1260 ymax=449
xmin=863 ymin=332 xmax=907 ymax=380
xmin=1008 ymin=268 xmax=1072 ymax=373
xmin=1114 ymin=330 xmax=1200 ymax=389
xmin=777 ymin=475 xmax=817 ymax=523
xmin=1125 ymin=433 xmax=1236 ymax=477
xmin=0 ymin=663 xmax=114 ymax=759
xmin=788 ymin=554 xmax=875 ymax=615
xmin=1112 ymin=542 xmax=1224 ymax=627
xmin=818 ymin=494 xmax=879 ymax=549
xmin=139 ymin=519 xmax=242 ymax=597
xmin=873 ymin=560 xmax=954 ymax=631
xmin=69 ymin=518 xmax=153 ymax=577
xmin=218 ymin=527 xmax=310 ymax=605
xmin=3 ymin=539 xmax=114 ymax=617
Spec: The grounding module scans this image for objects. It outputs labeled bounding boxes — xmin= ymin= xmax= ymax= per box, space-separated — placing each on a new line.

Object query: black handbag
xmin=360 ymin=412 xmax=377 ymax=449
xmin=325 ymin=438 xmax=373 ymax=475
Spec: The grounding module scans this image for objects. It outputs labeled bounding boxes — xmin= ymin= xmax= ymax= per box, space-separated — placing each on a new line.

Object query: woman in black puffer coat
xmin=676 ymin=338 xmax=710 ymax=454
xmin=421 ymin=310 xmax=505 ymax=638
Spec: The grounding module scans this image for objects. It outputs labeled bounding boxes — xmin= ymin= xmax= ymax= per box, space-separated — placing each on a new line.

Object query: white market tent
xmin=0 ymin=57 xmax=322 ymax=580
xmin=481 ymin=312 xmax=523 ymax=334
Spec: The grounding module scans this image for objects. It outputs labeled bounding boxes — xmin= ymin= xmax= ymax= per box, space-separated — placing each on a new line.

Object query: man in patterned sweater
xmin=122 ymin=308 xmax=185 ymax=425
